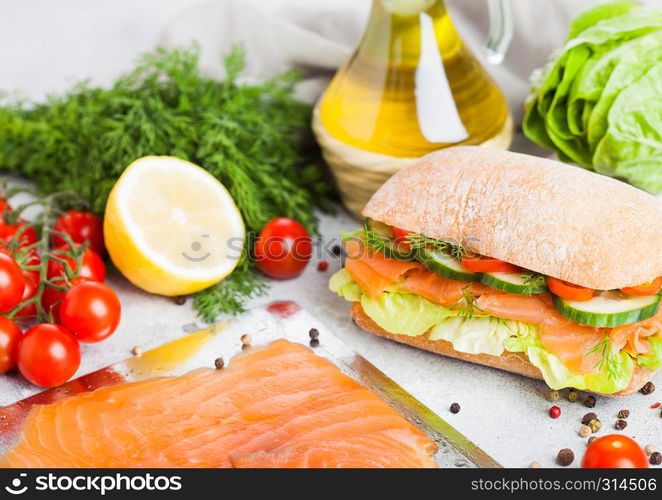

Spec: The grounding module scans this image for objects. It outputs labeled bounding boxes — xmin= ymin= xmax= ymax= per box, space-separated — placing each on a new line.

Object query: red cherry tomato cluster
xmin=52 ymin=210 xmax=107 ymax=257
xmin=0 ymin=201 xmax=121 ymax=389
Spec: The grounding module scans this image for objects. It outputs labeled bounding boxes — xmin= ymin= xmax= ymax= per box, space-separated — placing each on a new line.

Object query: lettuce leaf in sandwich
xmin=331 ymin=269 xmax=637 ymax=394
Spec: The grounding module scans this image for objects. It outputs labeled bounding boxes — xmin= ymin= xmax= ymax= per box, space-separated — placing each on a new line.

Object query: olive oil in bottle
xmin=319 ymin=0 xmax=510 ymax=158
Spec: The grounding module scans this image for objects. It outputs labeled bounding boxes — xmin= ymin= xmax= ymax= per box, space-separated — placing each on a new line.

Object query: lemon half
xmin=104 ymin=156 xmax=245 ymax=296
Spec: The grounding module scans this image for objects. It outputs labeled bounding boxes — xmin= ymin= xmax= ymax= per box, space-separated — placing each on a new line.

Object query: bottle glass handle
xmin=484 ymin=0 xmax=513 ymax=65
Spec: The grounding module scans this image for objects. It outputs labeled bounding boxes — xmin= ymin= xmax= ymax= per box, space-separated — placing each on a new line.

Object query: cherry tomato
xmin=52 ymin=210 xmax=106 ymax=257
xmin=621 ymin=277 xmax=662 ymax=296
xmin=21 ymin=250 xmax=41 ymax=285
xmin=0 ymin=253 xmax=25 ymax=313
xmin=0 ymin=199 xmax=12 ymax=216
xmin=582 ymin=435 xmax=649 ymax=468
xmin=41 ymin=282 xmax=65 ymax=323
xmin=460 ymin=255 xmax=521 ymax=273
xmin=41 ymin=277 xmax=88 ymax=323
xmin=0 ymin=316 xmax=22 ymax=373
xmin=0 ymin=220 xmax=37 ymax=249
xmin=548 ymin=277 xmax=595 ymax=302
xmin=60 ymin=281 xmax=121 ymax=343
xmin=47 ymin=247 xmax=105 ymax=282
xmin=254 ymin=217 xmax=312 ymax=279
xmin=390 ymin=227 xmax=412 ymax=248
xmin=5 ymin=248 xmax=41 ymax=285
xmin=0 ymin=245 xmax=40 ymax=282
xmin=13 ymin=275 xmax=38 ymax=323
xmin=18 ymin=323 xmax=80 ymax=387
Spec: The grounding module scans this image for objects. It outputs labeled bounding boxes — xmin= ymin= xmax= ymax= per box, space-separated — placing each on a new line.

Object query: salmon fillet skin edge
xmin=0 ymin=340 xmax=437 ymax=468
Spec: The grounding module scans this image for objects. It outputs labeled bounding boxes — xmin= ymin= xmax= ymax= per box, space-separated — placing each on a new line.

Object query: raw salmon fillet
xmin=0 ymin=340 xmax=437 ymax=468
xmin=344 ymin=239 xmax=423 ymax=299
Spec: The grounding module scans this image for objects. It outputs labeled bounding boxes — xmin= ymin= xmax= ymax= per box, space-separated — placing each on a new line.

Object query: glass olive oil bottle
xmin=319 ymin=0 xmax=510 ymax=158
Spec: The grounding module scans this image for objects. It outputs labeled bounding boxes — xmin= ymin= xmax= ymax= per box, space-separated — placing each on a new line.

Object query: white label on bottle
xmin=415 ymin=12 xmax=469 ymax=144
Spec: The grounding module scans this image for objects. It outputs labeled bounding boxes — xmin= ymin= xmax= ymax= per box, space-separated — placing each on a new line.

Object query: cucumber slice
xmin=481 ymin=272 xmax=547 ymax=295
xmin=418 ymin=248 xmax=481 ymax=282
xmin=365 ymin=218 xmax=417 ymax=261
xmin=553 ymin=291 xmax=661 ymax=328
xmin=365 ymin=218 xmax=392 ymax=238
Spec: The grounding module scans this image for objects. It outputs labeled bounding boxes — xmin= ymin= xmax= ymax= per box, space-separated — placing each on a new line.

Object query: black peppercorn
xmin=309 ymin=338 xmax=319 ymax=348
xmin=640 ymin=382 xmax=655 ymax=395
xmin=214 ymin=357 xmax=224 ymax=369
xmin=614 ymin=419 xmax=627 ymax=430
xmin=583 ymin=395 xmax=597 ymax=408
xmin=173 ymin=295 xmax=187 ymax=305
xmin=309 ymin=328 xmax=320 ymax=339
xmin=650 ymin=452 xmax=662 ymax=466
xmin=557 ymin=449 xmax=574 ymax=466
xmin=332 ymin=245 xmax=342 ymax=256
xmin=450 ymin=403 xmax=461 ymax=414
xmin=617 ymin=409 xmax=630 ymax=419
xmin=582 ymin=412 xmax=598 ymax=425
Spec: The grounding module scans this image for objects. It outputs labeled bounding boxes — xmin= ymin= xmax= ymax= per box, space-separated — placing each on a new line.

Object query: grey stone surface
xmin=1 ymin=208 xmax=660 ymax=468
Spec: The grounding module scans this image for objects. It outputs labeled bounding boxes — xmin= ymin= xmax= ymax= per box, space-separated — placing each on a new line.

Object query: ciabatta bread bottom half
xmin=350 ymin=302 xmax=654 ymax=397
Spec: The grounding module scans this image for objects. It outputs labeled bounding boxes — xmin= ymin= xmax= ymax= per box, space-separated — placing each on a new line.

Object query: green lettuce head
xmin=523 ymin=0 xmax=662 ymax=193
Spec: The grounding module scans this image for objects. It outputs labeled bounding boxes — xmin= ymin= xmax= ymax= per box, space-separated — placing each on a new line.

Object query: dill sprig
xmin=345 ymin=221 xmax=467 ymax=261
xmin=193 ymin=257 xmax=267 ymax=321
xmin=341 ymin=221 xmax=390 ymax=254
xmin=586 ymin=335 xmax=622 ymax=380
xmin=403 ymin=233 xmax=465 ymax=259
xmin=360 ymin=220 xmax=390 ymax=254
xmin=521 ymin=273 xmax=548 ymax=295
xmin=0 ymin=45 xmax=332 ymax=320
xmin=451 ymin=284 xmax=484 ymax=319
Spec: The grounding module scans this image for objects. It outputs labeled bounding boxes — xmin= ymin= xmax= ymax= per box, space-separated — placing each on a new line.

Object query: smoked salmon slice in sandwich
xmin=330 ymin=146 xmax=662 ymax=396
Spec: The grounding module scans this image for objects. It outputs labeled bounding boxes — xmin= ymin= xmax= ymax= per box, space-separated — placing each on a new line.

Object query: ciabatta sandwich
xmin=330 ymin=147 xmax=662 ymax=396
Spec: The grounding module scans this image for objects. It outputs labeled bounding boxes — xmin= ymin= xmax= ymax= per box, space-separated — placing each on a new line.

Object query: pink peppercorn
xmin=549 ymin=406 xmax=561 ymax=419
xmin=317 ymin=261 xmax=329 ymax=272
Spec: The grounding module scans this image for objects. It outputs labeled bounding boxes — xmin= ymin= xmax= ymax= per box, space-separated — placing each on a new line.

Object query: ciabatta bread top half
xmin=363 ymin=146 xmax=662 ymax=290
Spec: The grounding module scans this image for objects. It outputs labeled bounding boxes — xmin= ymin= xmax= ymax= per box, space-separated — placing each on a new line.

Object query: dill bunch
xmin=0 ymin=45 xmax=332 ymax=320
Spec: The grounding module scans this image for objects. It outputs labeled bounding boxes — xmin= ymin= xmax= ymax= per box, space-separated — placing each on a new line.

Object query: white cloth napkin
xmin=159 ymin=0 xmax=655 ymax=120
